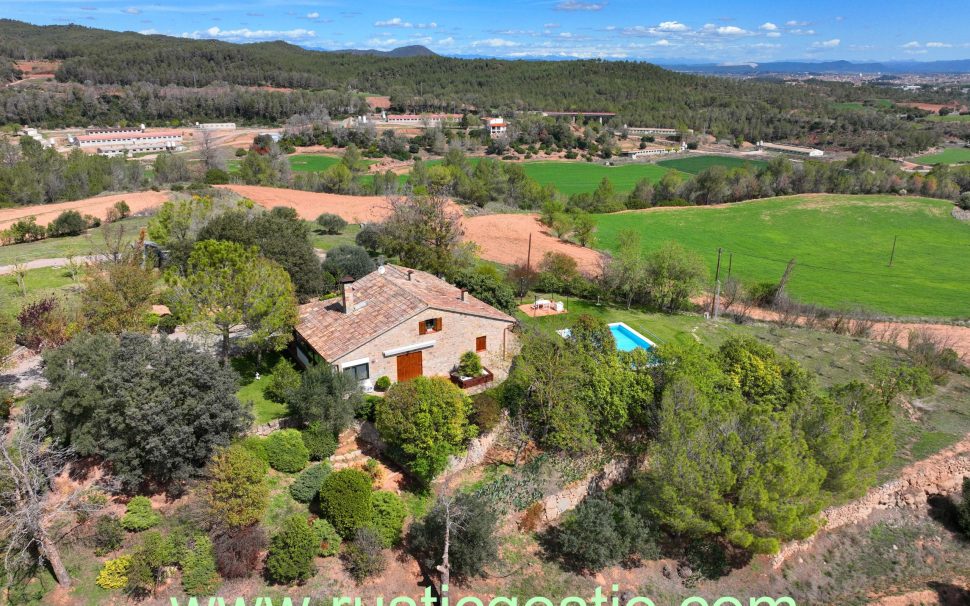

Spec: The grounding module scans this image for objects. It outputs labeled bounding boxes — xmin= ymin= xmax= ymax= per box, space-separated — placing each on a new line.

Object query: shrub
xmin=375 ymin=377 xmax=475 ymax=484
xmin=355 ymin=223 xmax=382 ymax=252
xmin=0 ymin=389 xmax=13 ymax=421
xmin=96 ymin=555 xmax=132 ymax=590
xmin=301 ymin=423 xmax=338 ymax=461
xmin=235 ymin=147 xmax=247 ymax=157
xmin=470 ymin=392 xmax=502 ymax=433
xmin=370 ymin=491 xmax=406 ymax=548
xmin=236 ymin=435 xmax=269 ymax=465
xmin=181 ymin=535 xmax=221 ymax=596
xmin=121 ymin=496 xmax=161 ymax=532
xmin=374 ymin=376 xmax=391 ymax=392
xmin=204 ymin=444 xmax=269 ymax=529
xmin=749 ymin=281 xmax=780 ymax=307
xmin=156 ymin=312 xmax=179 ymax=334
xmin=266 ymin=515 xmax=317 ymax=584
xmin=457 ymin=351 xmax=483 ymax=377
xmin=341 ymin=528 xmax=386 ymax=583
xmin=6 ymin=216 xmax=45 ymax=243
xmin=311 ymin=518 xmax=342 ymax=557
xmin=289 ymin=463 xmax=332 ymax=504
xmin=265 ymin=358 xmax=301 ymax=403
xmin=357 ymin=395 xmax=380 ymax=422
xmin=126 ymin=530 xmax=177 ymax=594
xmin=113 ymin=200 xmax=131 ymax=219
xmin=265 ymin=429 xmax=310 ymax=473
xmin=407 ymin=493 xmax=498 ymax=582
xmin=47 ymin=210 xmax=88 ymax=237
xmin=316 ymin=213 xmax=348 ymax=234
xmin=958 ymin=192 xmax=970 ymax=211
xmin=204 ymin=168 xmax=230 ymax=185
xmin=213 ymin=525 xmax=267 ymax=579
xmin=318 ymin=468 xmax=373 ymax=538
xmin=322 ymin=244 xmax=375 ymax=280
xmin=84 ymin=214 xmax=102 ymax=228
xmin=92 ymin=515 xmax=124 ymax=555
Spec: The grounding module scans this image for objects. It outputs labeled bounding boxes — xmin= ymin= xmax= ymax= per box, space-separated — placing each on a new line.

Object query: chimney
xmin=460 ymin=288 xmax=467 ymax=302
xmin=340 ymin=276 xmax=355 ymax=314
xmin=407 ymin=270 xmax=414 ymax=281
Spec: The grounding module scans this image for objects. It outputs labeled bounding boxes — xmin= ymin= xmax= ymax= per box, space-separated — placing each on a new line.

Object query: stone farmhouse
xmin=293 ymin=264 xmax=516 ymax=391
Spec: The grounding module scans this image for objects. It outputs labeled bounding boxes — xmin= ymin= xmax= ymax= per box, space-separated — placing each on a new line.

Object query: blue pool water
xmin=608 ymin=322 xmax=655 ymax=352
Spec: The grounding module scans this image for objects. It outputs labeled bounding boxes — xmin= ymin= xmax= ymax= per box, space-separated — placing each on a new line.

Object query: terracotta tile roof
xmin=296 ymin=264 xmax=514 ymax=362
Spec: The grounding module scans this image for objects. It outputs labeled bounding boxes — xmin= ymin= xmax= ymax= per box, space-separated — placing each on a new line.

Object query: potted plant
xmin=450 ymin=351 xmax=493 ymax=389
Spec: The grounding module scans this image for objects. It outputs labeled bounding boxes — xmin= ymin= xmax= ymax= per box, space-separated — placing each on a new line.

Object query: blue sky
xmin=4 ymin=0 xmax=970 ymax=62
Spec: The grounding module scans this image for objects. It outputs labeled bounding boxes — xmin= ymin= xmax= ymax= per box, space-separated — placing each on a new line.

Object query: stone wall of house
xmin=332 ymin=307 xmax=515 ymax=383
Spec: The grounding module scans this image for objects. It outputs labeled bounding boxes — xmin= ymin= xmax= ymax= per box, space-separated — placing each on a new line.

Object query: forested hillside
xmin=0 ymin=20 xmax=944 ymax=153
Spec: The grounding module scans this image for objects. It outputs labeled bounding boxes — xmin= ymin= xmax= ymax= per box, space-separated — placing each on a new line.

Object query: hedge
xmin=265 ymin=429 xmax=310 ymax=473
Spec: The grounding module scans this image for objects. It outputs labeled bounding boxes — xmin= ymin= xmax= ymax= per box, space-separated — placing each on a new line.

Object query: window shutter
xmin=418 ymin=321 xmax=427 ymax=335
xmin=435 ymin=317 xmax=442 ymax=331
xmin=476 ymin=336 xmax=487 ymax=351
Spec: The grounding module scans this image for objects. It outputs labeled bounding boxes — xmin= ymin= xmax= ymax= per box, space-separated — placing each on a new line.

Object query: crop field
xmin=516 ymin=161 xmax=678 ymax=195
xmin=913 ymin=147 xmax=970 ymax=164
xmin=832 ymin=99 xmax=893 ymax=111
xmin=287 ymin=154 xmax=341 ymax=172
xmin=656 ymin=155 xmax=768 ymax=175
xmin=594 ymin=195 xmax=970 ymax=318
xmin=924 ymin=113 xmax=970 ymax=122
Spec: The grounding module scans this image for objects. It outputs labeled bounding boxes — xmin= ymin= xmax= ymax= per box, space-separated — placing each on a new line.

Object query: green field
xmin=516 ymin=161 xmax=678 ymax=195
xmin=832 ymin=99 xmax=893 ymax=111
xmin=0 ymin=215 xmax=151 ymax=266
xmin=924 ymin=113 xmax=970 ymax=123
xmin=657 ymin=155 xmax=768 ymax=175
xmin=594 ymin=195 xmax=970 ymax=319
xmin=913 ymin=147 xmax=970 ymax=165
xmin=287 ymin=154 xmax=341 ymax=172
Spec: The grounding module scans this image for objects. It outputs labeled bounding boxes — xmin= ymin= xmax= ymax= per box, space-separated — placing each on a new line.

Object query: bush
xmin=181 ymin=535 xmax=221 ymax=596
xmin=126 ymin=530 xmax=177 ymax=594
xmin=121 ymin=496 xmax=161 ymax=532
xmin=471 ymin=392 xmax=502 ymax=433
xmin=84 ymin=214 xmax=102 ymax=228
xmin=316 ymin=213 xmax=348 ymax=234
xmin=235 ymin=148 xmax=247 ymax=157
xmin=113 ymin=200 xmax=131 ymax=219
xmin=407 ymin=493 xmax=498 ymax=582
xmin=374 ymin=376 xmax=391 ymax=392
xmin=156 ymin=312 xmax=179 ymax=334
xmin=311 ymin=518 xmax=342 ymax=557
xmin=92 ymin=515 xmax=124 ymax=555
xmin=96 ymin=555 xmax=132 ymax=590
xmin=265 ymin=429 xmax=310 ymax=473
xmin=457 ymin=351 xmax=483 ymax=377
xmin=265 ymin=358 xmax=301 ymax=403
xmin=370 ymin=491 xmax=406 ymax=548
xmin=204 ymin=444 xmax=269 ymax=529
xmin=749 ymin=281 xmax=780 ymax=307
xmin=289 ymin=462 xmax=332 ymax=504
xmin=6 ymin=216 xmax=45 ymax=243
xmin=236 ymin=435 xmax=269 ymax=464
xmin=204 ymin=168 xmax=230 ymax=185
xmin=266 ymin=515 xmax=318 ymax=584
xmin=213 ymin=525 xmax=267 ymax=579
xmin=47 ymin=210 xmax=87 ymax=237
xmin=341 ymin=528 xmax=386 ymax=583
xmin=322 ymin=244 xmax=376 ymax=280
xmin=318 ymin=468 xmax=373 ymax=538
xmin=357 ymin=395 xmax=380 ymax=422
xmin=958 ymin=192 xmax=970 ymax=211
xmin=355 ymin=223 xmax=381 ymax=252
xmin=301 ymin=423 xmax=338 ymax=461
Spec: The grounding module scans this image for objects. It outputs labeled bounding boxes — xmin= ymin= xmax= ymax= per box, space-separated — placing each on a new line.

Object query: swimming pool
xmin=608 ymin=322 xmax=655 ymax=352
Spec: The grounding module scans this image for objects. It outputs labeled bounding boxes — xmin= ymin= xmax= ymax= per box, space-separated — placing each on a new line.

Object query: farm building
xmin=195 ymin=122 xmax=236 ymax=130
xmin=19 ymin=127 xmax=53 ymax=148
xmin=293 ymin=264 xmax=515 ymax=391
xmin=758 ymin=141 xmax=824 ymax=157
xmin=622 ymin=142 xmax=687 ymax=158
xmin=541 ymin=111 xmax=616 ymax=123
xmin=486 ymin=117 xmax=508 ymax=136
xmin=84 ymin=125 xmax=146 ymax=136
xmin=381 ymin=112 xmax=462 ymax=126
xmin=622 ymin=126 xmax=694 ymax=137
xmin=70 ymin=129 xmax=184 ymax=156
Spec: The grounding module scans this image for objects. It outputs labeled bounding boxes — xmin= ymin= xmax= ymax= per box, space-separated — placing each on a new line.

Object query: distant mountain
xmin=662 ymin=59 xmax=970 ymax=75
xmin=328 ymin=45 xmax=437 ymax=58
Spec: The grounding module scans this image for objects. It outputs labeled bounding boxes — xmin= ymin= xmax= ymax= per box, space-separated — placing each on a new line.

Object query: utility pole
xmin=526 ymin=232 xmax=533 ymax=271
xmin=709 ymin=247 xmax=722 ymax=317
xmin=888 ymin=235 xmax=898 ymax=267
xmin=727 ymin=252 xmax=733 ymax=278
xmin=774 ymin=258 xmax=796 ymax=307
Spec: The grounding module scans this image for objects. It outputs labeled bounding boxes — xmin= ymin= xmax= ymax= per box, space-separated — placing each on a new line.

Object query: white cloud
xmin=555 ymin=1 xmax=606 ymax=11
xmin=766 ymin=31 xmax=781 ymax=38
xmin=901 ymin=41 xmax=921 ymax=48
xmin=657 ymin=20 xmax=689 ymax=32
xmin=373 ymin=17 xmax=436 ymax=29
xmin=123 ymin=7 xmax=141 ymax=14
xmin=759 ymin=22 xmax=778 ymax=31
xmin=751 ymin=42 xmax=781 ymax=48
xmin=926 ymin=42 xmax=952 ymax=48
xmin=306 ymin=11 xmax=319 ymax=19
xmin=139 ymin=28 xmax=159 ymax=35
xmin=181 ymin=26 xmax=317 ymax=41
xmin=786 ymin=20 xmax=809 ymax=26
xmin=437 ymin=37 xmax=455 ymax=46
xmin=812 ymin=38 xmax=840 ymax=48
xmin=471 ymin=38 xmax=521 ymax=48
xmin=544 ymin=23 xmax=560 ymax=29
xmin=652 ymin=39 xmax=672 ymax=47
xmin=702 ymin=24 xmax=752 ymax=36
xmin=789 ymin=29 xmax=816 ymax=36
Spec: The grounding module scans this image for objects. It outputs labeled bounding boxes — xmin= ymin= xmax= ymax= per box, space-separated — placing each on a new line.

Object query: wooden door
xmin=396 ymin=350 xmax=423 ymax=382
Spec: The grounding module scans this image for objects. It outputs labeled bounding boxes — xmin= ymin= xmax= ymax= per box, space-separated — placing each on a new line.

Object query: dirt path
xmin=772 ymin=434 xmax=970 ymax=568
xmin=0 ymin=191 xmax=170 ymax=230
xmin=463 ymin=213 xmax=606 ymax=275
xmin=0 ymin=255 xmax=100 ymax=275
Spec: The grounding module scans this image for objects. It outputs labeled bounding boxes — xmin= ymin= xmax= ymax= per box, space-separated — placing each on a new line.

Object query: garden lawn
xmin=288 ymin=154 xmax=341 ymax=172
xmin=306 ymin=222 xmax=361 ymax=251
xmin=913 ymin=147 xmax=970 ymax=165
xmin=657 ymin=155 xmax=768 ymax=175
xmin=0 ymin=215 xmax=152 ymax=266
xmin=594 ymin=195 xmax=970 ymax=319
xmin=0 ymin=266 xmax=79 ymax=313
xmin=232 ymin=352 xmax=289 ymax=426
